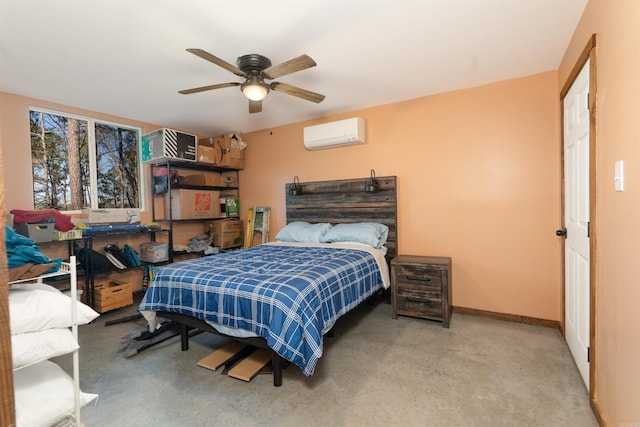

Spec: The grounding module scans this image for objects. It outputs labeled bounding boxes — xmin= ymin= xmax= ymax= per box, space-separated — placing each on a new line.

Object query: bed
xmin=139 ymin=175 xmax=397 ymax=385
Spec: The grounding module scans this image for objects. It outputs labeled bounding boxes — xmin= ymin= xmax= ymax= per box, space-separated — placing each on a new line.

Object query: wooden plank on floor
xmin=227 ymin=348 xmax=272 ymax=382
xmin=197 ymin=341 xmax=247 ymax=371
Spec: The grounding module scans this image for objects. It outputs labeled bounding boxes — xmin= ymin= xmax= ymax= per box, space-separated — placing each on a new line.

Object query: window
xmin=29 ymin=108 xmax=142 ymax=211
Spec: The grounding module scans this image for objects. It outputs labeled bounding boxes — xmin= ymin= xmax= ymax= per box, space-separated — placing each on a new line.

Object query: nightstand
xmin=391 ymin=255 xmax=452 ymax=328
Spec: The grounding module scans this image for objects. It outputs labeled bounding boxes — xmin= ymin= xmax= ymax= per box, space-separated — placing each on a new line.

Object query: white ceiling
xmin=0 ymin=0 xmax=587 ymax=137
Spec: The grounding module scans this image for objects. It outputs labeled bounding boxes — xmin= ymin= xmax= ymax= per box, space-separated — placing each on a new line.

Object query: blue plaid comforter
xmin=139 ymin=243 xmax=386 ymax=376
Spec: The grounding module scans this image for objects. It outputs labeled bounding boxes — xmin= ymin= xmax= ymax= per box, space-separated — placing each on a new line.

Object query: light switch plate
xmin=614 ymin=160 xmax=624 ymax=192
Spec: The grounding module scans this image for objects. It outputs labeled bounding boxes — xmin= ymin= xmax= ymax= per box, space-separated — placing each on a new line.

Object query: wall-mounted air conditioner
xmin=303 ymin=117 xmax=366 ymax=150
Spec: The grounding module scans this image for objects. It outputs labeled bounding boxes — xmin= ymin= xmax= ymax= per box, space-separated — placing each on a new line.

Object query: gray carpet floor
xmin=57 ymin=297 xmax=598 ymax=427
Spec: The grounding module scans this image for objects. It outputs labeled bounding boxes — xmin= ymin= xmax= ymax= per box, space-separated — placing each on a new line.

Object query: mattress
xmin=139 ymin=241 xmax=389 ymax=376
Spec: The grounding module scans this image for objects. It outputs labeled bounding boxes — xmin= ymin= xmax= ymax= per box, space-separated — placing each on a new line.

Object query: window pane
xmin=95 ymin=123 xmax=140 ymax=209
xmin=29 ymin=109 xmax=141 ymax=211
xmin=29 ymin=111 xmax=89 ymax=210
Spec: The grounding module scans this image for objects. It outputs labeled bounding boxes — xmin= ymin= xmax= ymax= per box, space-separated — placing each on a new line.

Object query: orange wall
xmin=0 ymin=73 xmax=563 ymax=324
xmin=239 ymin=71 xmax=562 ymax=321
xmin=558 ymin=0 xmax=640 ymax=425
xmin=1 ymin=73 xmax=563 ymax=320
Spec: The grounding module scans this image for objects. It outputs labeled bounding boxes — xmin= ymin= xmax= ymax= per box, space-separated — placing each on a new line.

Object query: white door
xmin=562 ymin=59 xmax=590 ymax=390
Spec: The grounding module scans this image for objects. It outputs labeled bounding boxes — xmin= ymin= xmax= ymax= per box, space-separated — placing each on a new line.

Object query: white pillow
xmin=12 ymin=328 xmax=79 ymax=370
xmin=14 ymin=360 xmax=98 ymax=427
xmin=275 ymin=221 xmax=332 ymax=243
xmin=9 ymin=283 xmax=100 ymax=335
xmin=322 ymin=222 xmax=389 ymax=249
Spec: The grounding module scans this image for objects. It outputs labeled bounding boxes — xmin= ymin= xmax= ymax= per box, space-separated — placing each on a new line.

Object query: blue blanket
xmin=5 ymin=225 xmax=61 ymax=272
xmin=139 ymin=243 xmax=385 ymax=376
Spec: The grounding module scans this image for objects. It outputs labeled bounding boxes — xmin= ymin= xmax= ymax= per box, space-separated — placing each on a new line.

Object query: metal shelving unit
xmin=149 ymin=160 xmax=240 ymax=262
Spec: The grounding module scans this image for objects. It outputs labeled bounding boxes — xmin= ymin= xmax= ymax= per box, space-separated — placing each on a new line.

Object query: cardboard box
xmin=220 ymin=147 xmax=245 ymax=169
xmin=95 ymin=280 xmax=133 ymax=313
xmin=166 ymin=189 xmax=221 ymax=219
xmin=83 ymin=208 xmax=140 ymax=224
xmin=184 ymin=173 xmax=236 ymax=187
xmin=197 ymin=137 xmax=223 ymax=165
xmin=206 ymin=219 xmax=244 ymax=249
xmin=220 ymin=197 xmax=240 ymax=218
xmin=139 ymin=241 xmax=169 ymax=263
xmin=197 ymin=135 xmax=245 ymax=169
xmin=15 ymin=223 xmax=55 ymax=242
xmin=142 ymin=128 xmax=197 ymax=163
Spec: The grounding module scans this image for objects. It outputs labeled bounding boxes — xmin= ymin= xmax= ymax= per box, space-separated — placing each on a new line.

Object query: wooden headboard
xmin=285 ymin=175 xmax=398 ymax=261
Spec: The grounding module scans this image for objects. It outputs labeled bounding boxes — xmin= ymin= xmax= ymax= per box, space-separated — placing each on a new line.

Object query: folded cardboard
xmin=142 ymin=128 xmax=197 ymax=163
xmin=166 ymin=189 xmax=221 ymax=220
xmin=206 ymin=219 xmax=244 ymax=249
xmin=15 ymin=223 xmax=54 ymax=242
xmin=139 ymin=241 xmax=169 ymax=263
xmin=95 ymin=280 xmax=133 ymax=313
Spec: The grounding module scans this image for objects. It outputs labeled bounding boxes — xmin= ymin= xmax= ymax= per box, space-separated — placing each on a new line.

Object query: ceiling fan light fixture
xmin=241 ymin=76 xmax=269 ymax=101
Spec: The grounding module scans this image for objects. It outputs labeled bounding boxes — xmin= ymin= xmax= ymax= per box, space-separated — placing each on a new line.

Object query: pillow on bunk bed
xmin=9 ymin=283 xmax=100 ymax=335
xmin=11 ymin=328 xmax=78 ymax=370
xmin=322 ymin=222 xmax=389 ymax=249
xmin=14 ymin=360 xmax=98 ymax=427
xmin=275 ymin=221 xmax=332 ymax=243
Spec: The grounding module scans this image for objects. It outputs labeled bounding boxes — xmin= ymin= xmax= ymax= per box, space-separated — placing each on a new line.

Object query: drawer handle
xmin=405 ymin=275 xmax=431 ymax=282
xmin=406 ymin=297 xmax=434 ymax=304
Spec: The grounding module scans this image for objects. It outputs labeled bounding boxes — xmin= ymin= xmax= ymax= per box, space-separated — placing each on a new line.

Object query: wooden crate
xmin=95 ymin=280 xmax=133 ymax=313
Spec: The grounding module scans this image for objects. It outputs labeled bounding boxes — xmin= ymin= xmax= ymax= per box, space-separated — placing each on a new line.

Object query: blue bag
xmin=124 ymin=244 xmax=141 ymax=267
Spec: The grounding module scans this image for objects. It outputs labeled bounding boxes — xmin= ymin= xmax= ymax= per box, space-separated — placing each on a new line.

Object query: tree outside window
xmin=29 ymin=109 xmax=141 ymax=210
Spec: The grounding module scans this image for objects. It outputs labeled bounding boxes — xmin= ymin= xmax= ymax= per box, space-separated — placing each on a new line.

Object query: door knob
xmin=555 ymin=228 xmax=567 ymax=237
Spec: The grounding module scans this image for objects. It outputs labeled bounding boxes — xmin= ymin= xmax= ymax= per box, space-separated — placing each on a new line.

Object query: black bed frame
xmin=162 ymin=175 xmax=398 ymax=386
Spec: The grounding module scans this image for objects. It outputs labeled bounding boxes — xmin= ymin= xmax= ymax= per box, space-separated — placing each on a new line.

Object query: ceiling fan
xmin=178 ymin=48 xmax=326 ymax=113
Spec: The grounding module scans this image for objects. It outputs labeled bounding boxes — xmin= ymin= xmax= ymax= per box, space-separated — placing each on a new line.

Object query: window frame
xmin=29 ymin=106 xmax=146 ymax=212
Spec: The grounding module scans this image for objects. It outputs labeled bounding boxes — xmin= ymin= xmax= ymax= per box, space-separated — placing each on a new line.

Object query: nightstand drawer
xmin=396 ymin=281 xmax=441 ymax=300
xmin=396 ymin=293 xmax=442 ymax=319
xmin=393 ymin=264 xmax=443 ymax=292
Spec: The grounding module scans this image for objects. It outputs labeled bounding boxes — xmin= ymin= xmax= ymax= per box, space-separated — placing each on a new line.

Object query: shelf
xmin=82 ymin=225 xmax=164 ymax=237
xmin=158 ymin=183 xmax=238 ymax=192
xmin=149 ymin=160 xmax=239 ymax=172
xmin=8 ymin=261 xmax=74 ymax=285
xmin=149 ymin=160 xmax=241 ymax=264
xmin=153 ymin=217 xmax=229 ymax=223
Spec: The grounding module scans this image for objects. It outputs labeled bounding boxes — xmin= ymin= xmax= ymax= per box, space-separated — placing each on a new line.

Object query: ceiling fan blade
xmin=249 ymin=100 xmax=262 ymax=114
xmin=262 ymin=54 xmax=316 ymax=79
xmin=270 ymin=82 xmax=325 ymax=103
xmin=186 ymin=48 xmax=246 ymax=78
xmin=178 ymin=82 xmax=240 ymax=95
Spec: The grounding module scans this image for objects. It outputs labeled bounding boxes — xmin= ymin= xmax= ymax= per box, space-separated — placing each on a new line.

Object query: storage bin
xmin=95 ymin=280 xmax=133 ymax=313
xmin=15 ymin=223 xmax=55 ymax=242
xmin=139 ymin=242 xmax=169 ymax=263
